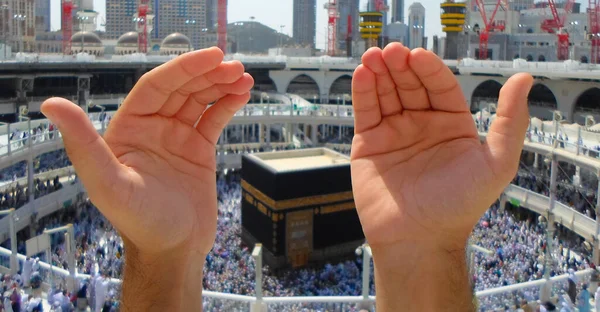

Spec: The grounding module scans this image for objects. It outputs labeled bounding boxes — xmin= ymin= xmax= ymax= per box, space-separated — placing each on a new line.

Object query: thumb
xmin=484 ymin=73 xmax=533 ymax=182
xmin=41 ymin=97 xmax=123 ymax=209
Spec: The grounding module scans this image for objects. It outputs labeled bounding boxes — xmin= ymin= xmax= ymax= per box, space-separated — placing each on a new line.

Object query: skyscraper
xmin=337 ymin=0 xmax=360 ymax=50
xmin=205 ymin=0 xmax=218 ymax=31
xmin=108 ymin=0 xmax=207 ymax=49
xmin=106 ymin=0 xmax=138 ymax=39
xmin=293 ymin=0 xmax=316 ymax=48
xmin=35 ymin=0 xmax=51 ymax=32
xmin=153 ymin=0 xmax=207 ymax=49
xmin=4 ymin=0 xmax=35 ymax=52
xmin=367 ymin=0 xmax=388 ymax=24
xmin=392 ymin=0 xmax=404 ymax=23
xmin=407 ymin=2 xmax=425 ymax=49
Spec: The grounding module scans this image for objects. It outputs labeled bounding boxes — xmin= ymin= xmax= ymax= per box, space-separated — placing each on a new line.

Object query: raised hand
xmin=41 ymin=47 xmax=254 ymax=311
xmin=350 ymin=43 xmax=532 ymax=311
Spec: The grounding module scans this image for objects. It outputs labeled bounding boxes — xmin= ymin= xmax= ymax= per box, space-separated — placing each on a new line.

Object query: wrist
xmin=121 ymin=240 xmax=206 ymax=312
xmin=370 ymin=238 xmax=474 ymax=312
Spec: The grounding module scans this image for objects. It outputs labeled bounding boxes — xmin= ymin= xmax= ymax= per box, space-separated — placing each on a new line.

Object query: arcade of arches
xmin=471 ymin=80 xmax=559 ymax=118
xmin=287 ymin=75 xmax=320 ymax=103
xmin=328 ymin=75 xmax=352 ymax=104
xmin=573 ymin=88 xmax=600 ymax=122
xmin=471 ymin=80 xmax=502 ymax=112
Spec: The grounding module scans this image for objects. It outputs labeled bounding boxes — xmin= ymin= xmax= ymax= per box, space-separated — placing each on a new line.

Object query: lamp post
xmin=89 ymin=102 xmax=106 ymax=133
xmin=44 ymin=224 xmax=77 ymax=293
xmin=0 ymin=209 xmax=17 ymax=275
xmin=77 ymin=16 xmax=89 ymax=53
xmin=279 ymin=25 xmax=285 ymax=55
xmin=355 ymin=243 xmax=373 ymax=309
xmin=249 ymin=16 xmax=255 ymax=53
xmin=13 ymin=14 xmax=26 ymax=53
xmin=185 ymin=19 xmax=196 ymax=51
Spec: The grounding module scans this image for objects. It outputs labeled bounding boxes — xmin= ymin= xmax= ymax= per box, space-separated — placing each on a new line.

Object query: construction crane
xmin=62 ymin=0 xmax=74 ymax=55
xmin=137 ymin=0 xmax=149 ymax=53
xmin=374 ymin=0 xmax=389 ymax=12
xmin=217 ymin=0 xmax=227 ymax=53
xmin=346 ymin=14 xmax=352 ymax=57
xmin=541 ymin=0 xmax=575 ymax=60
xmin=325 ymin=0 xmax=339 ymax=56
xmin=474 ymin=0 xmax=505 ymax=60
xmin=589 ymin=0 xmax=600 ymax=63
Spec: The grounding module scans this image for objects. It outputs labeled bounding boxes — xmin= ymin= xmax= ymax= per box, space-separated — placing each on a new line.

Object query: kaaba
xmin=241 ymin=148 xmax=365 ymax=268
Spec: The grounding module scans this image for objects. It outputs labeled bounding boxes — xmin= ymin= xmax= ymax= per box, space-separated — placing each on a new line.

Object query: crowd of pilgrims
xmin=1 ymin=124 xmax=600 ymax=309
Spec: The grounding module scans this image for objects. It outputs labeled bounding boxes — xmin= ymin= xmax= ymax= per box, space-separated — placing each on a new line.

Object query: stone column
xmin=15 ymin=77 xmax=33 ymax=120
xmin=77 ymin=76 xmax=91 ymax=113
xmin=259 ymin=124 xmax=264 ymax=144
xmin=540 ymin=155 xmax=558 ymax=303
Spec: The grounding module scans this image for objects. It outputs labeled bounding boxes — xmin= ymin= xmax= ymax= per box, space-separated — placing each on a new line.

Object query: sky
xmin=50 ymin=0 xmax=444 ymax=50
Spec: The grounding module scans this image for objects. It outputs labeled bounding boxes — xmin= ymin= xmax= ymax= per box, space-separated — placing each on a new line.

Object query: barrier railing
xmin=0 ymin=243 xmax=592 ymax=311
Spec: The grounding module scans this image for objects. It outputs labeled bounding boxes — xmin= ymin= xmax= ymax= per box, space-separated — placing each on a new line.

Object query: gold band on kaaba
xmin=241 ymin=179 xmax=354 ymax=211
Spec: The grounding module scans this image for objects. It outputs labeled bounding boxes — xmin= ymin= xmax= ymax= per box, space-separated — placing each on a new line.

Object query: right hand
xmin=350 ymin=44 xmax=533 ymax=250
xmin=41 ymin=47 xmax=254 ymax=260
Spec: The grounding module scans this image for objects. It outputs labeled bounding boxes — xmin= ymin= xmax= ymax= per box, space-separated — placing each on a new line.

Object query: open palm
xmin=41 ymin=47 xmax=254 ymax=257
xmin=351 ymin=44 xmax=533 ymax=248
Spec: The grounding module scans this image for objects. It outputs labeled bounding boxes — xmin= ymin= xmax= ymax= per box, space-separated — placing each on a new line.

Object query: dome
xmin=71 ymin=31 xmax=102 ymax=45
xmin=161 ymin=33 xmax=191 ymax=47
xmin=117 ymin=32 xmax=138 ymax=45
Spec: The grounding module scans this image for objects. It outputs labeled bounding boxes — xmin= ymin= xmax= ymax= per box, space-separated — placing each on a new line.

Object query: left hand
xmin=41 ymin=47 xmax=254 ymax=260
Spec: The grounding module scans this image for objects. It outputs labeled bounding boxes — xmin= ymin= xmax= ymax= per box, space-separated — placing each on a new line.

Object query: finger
xmin=174 ymin=73 xmax=254 ymax=126
xmin=408 ymin=49 xmax=467 ymax=112
xmin=361 ymin=47 xmax=402 ymax=116
xmin=121 ymin=47 xmax=224 ymax=116
xmin=352 ymin=65 xmax=382 ymax=134
xmin=196 ymin=93 xmax=251 ymax=145
xmin=40 ymin=98 xmax=123 ymax=219
xmin=382 ymin=43 xmax=430 ymax=111
xmin=484 ymin=73 xmax=533 ymax=182
xmin=157 ymin=61 xmax=246 ymax=117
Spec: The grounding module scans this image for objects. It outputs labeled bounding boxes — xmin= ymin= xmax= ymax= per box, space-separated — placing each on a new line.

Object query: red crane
xmin=374 ymin=0 xmax=389 ymax=12
xmin=589 ymin=0 xmax=600 ymax=63
xmin=474 ymin=0 xmax=504 ymax=60
xmin=62 ymin=0 xmax=74 ymax=55
xmin=217 ymin=0 xmax=227 ymax=53
xmin=325 ymin=0 xmax=339 ymax=56
xmin=346 ymin=14 xmax=352 ymax=57
xmin=137 ymin=0 xmax=149 ymax=53
xmin=541 ymin=0 xmax=575 ymax=60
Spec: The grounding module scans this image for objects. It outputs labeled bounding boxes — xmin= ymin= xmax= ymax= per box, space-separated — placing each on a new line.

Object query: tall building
xmin=407 ymin=2 xmax=425 ymax=49
xmin=2 ymin=0 xmax=35 ymax=52
xmin=108 ymin=0 xmax=207 ymax=49
xmin=153 ymin=0 xmax=206 ymax=49
xmin=106 ymin=0 xmax=138 ymax=39
xmin=440 ymin=0 xmax=466 ymax=59
xmin=391 ymin=0 xmax=404 ymax=23
xmin=367 ymin=0 xmax=388 ymax=24
xmin=35 ymin=0 xmax=50 ymax=33
xmin=293 ymin=0 xmax=316 ymax=48
xmin=337 ymin=0 xmax=360 ymax=51
xmin=205 ymin=0 xmax=218 ymax=31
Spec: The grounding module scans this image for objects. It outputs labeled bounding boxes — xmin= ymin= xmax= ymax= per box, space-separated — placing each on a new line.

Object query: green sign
xmin=509 ymin=198 xmax=520 ymax=207
xmin=63 ymin=199 xmax=72 ymax=209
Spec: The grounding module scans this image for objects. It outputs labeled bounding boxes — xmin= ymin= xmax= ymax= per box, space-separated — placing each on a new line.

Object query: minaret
xmin=77 ymin=0 xmax=99 ymax=32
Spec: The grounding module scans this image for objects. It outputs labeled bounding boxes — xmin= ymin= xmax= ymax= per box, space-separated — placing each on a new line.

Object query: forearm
xmin=371 ymin=239 xmax=474 ymax=312
xmin=121 ymin=243 xmax=205 ymax=312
